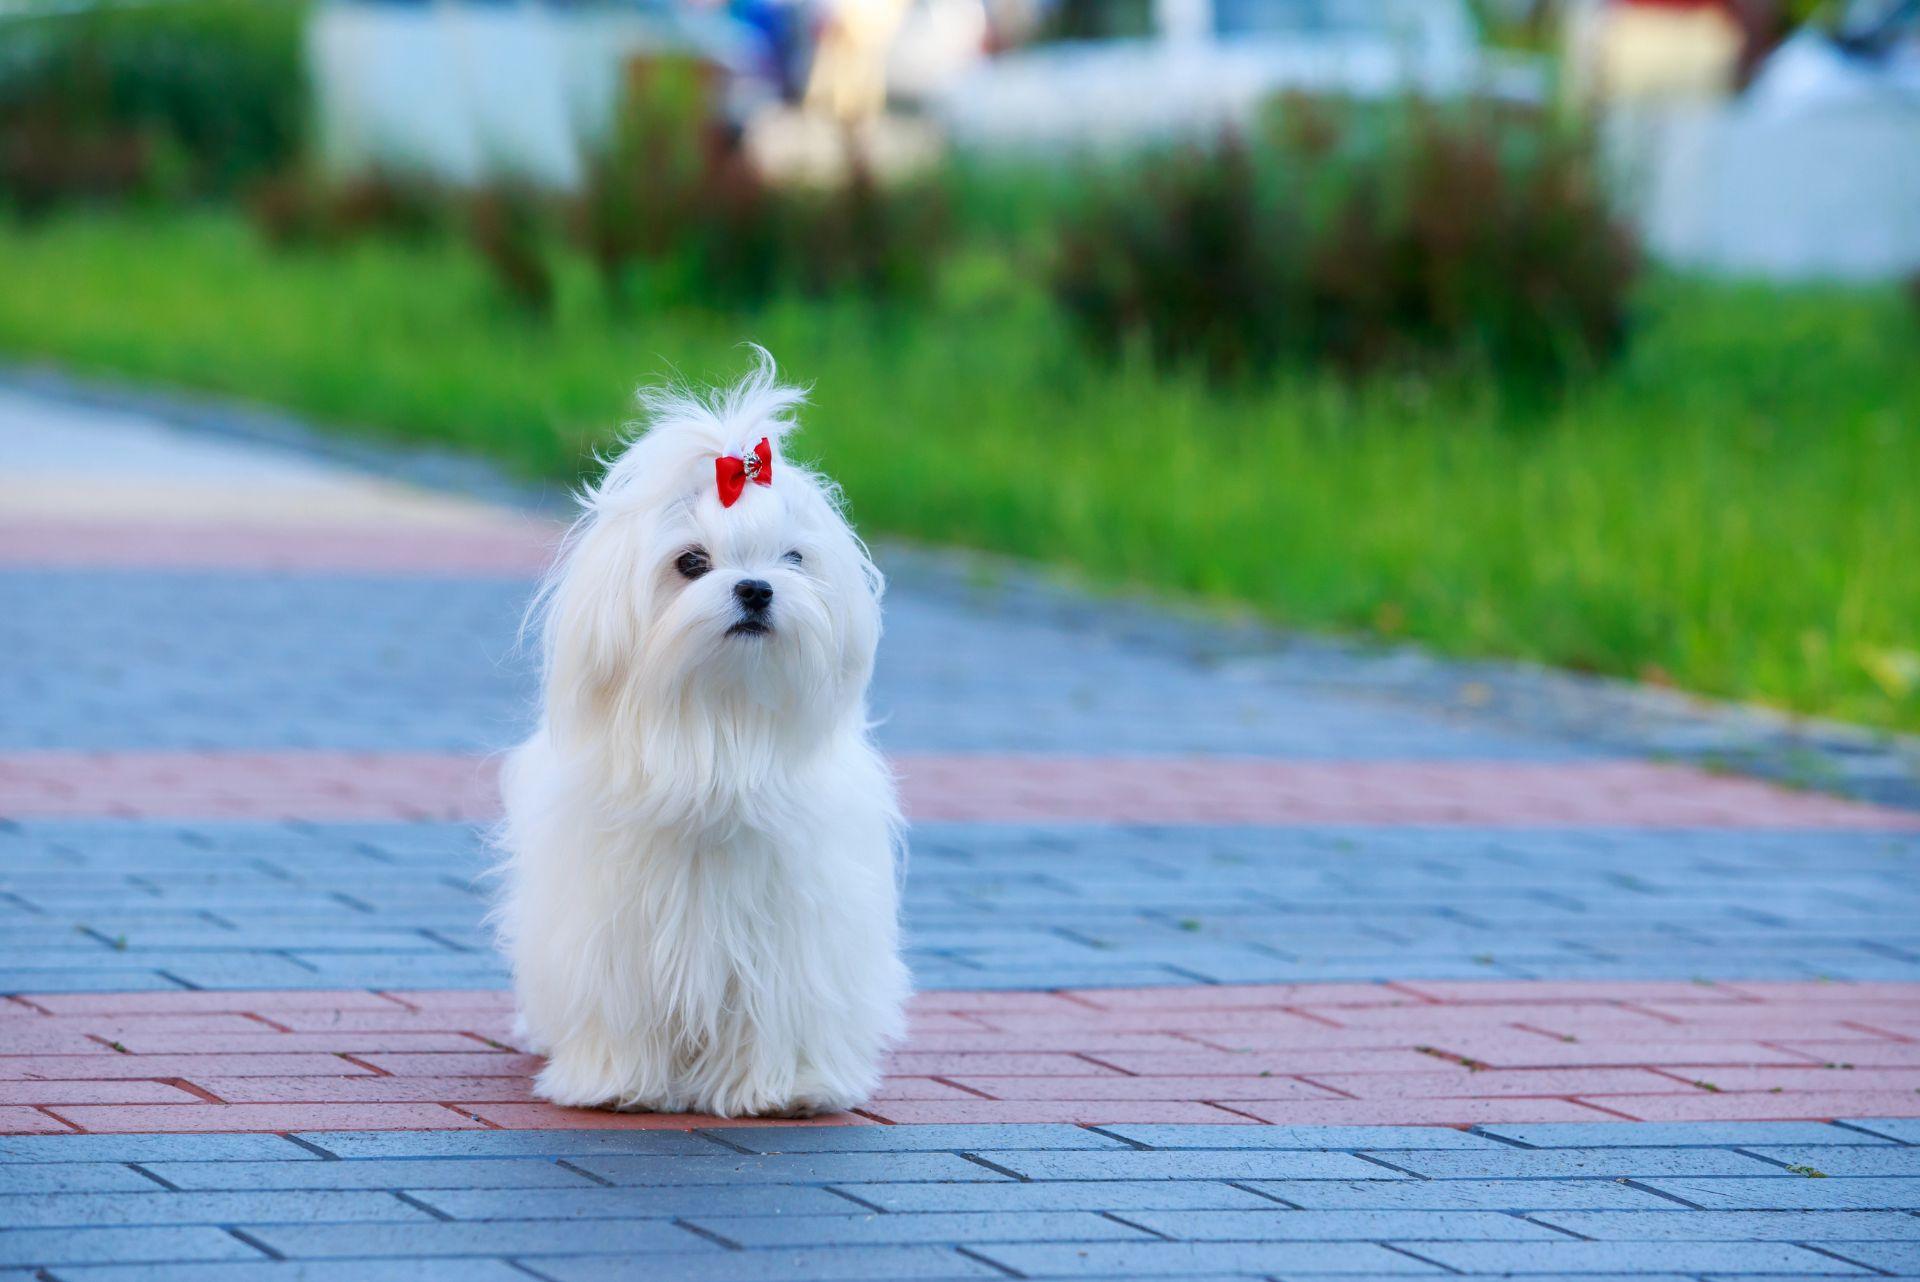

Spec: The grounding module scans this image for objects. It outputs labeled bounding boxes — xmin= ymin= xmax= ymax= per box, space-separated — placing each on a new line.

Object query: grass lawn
xmin=2 ymin=209 xmax=1916 ymax=733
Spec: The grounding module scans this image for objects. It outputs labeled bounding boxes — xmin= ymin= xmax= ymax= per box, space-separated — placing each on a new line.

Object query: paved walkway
xmin=0 ymin=383 xmax=1916 ymax=1279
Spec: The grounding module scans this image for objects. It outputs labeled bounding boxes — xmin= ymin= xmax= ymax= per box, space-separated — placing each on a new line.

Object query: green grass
xmin=2 ymin=209 xmax=1917 ymax=732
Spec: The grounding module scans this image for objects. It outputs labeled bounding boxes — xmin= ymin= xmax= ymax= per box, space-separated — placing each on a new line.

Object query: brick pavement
xmin=4 ymin=982 xmax=1918 ymax=1134
xmin=1 ymin=383 xmax=1916 ymax=1278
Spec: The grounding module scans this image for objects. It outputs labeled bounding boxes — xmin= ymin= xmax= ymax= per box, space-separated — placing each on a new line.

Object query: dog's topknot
xmin=590 ymin=347 xmax=807 ymax=517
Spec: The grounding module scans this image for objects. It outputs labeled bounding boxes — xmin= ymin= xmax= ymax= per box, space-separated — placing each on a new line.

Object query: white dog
xmin=495 ymin=354 xmax=907 ymax=1118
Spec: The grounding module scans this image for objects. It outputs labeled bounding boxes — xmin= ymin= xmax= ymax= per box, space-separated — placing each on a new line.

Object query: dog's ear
xmin=539 ymin=514 xmax=647 ymax=747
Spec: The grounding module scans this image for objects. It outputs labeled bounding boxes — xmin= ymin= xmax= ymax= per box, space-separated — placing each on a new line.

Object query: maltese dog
xmin=495 ymin=353 xmax=906 ymax=1118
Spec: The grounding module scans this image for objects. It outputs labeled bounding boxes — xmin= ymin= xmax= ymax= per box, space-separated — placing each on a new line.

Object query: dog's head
xmin=537 ymin=353 xmax=882 ymax=773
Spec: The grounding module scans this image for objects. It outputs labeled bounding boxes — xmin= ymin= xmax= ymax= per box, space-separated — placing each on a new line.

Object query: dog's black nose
xmin=733 ymin=579 xmax=774 ymax=613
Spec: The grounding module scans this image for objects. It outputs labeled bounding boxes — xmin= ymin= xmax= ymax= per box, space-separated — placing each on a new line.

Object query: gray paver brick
xmin=1812 ymin=1240 xmax=1920 ymax=1274
xmin=408 ymin=1185 xmax=869 ymax=1219
xmin=48 ymin=1262 xmax=538 ymax=1282
xmin=1403 ymin=1240 xmax=1875 ymax=1273
xmin=0 ymin=1190 xmax=431 ymax=1228
xmin=830 ymin=1179 xmax=1284 ymax=1213
xmin=1841 ymin=1118 xmax=1920 ymax=1143
xmin=572 ymin=1151 xmax=1010 ymax=1185
xmin=1479 ymin=1121 xmax=1898 ymax=1148
xmin=525 ymin=1246 xmax=1005 ymax=1280
xmin=1364 ymin=1146 xmax=1784 ymax=1179
xmin=688 ymin=1210 xmax=1155 ymax=1247
xmin=294 ymin=1128 xmax=724 ymax=1159
xmin=0 ymin=1134 xmax=318 ymax=1164
xmin=1534 ymin=1210 xmax=1920 ymax=1240
xmin=1244 ymin=1178 xmax=1681 ymax=1211
xmin=1117 ymin=1209 xmax=1571 ymax=1241
xmin=1739 ymin=1146 xmax=1920 ymax=1177
xmin=1633 ymin=1176 xmax=1920 ymax=1210
xmin=245 ymin=1218 xmax=707 ymax=1258
xmin=139 ymin=1158 xmax=602 ymax=1191
xmin=8 ymin=816 xmax=1920 ymax=990
xmin=0 ymin=1225 xmax=266 ymax=1268
xmin=967 ymin=1239 xmax=1443 ymax=1276
xmin=10 ymin=388 xmax=1920 ymax=1281
xmin=1096 ymin=1125 xmax=1510 ymax=1151
xmin=964 ymin=1148 xmax=1397 ymax=1181
xmin=711 ymin=1124 xmax=1129 ymax=1153
xmin=0 ymin=1164 xmax=162 ymax=1195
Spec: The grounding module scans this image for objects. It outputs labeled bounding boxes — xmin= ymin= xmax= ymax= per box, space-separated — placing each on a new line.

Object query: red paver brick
xmin=8 ymin=753 xmax=1919 ymax=827
xmin=0 ymin=1029 xmax=126 ymax=1054
xmin=900 ymin=1031 xmax=1203 ymax=1054
xmin=31 ymin=1015 xmax=281 ymax=1035
xmin=1387 ymin=981 xmax=1754 ymax=1005
xmin=897 ymin=757 xmax=1920 ymax=828
xmin=1179 ymin=1029 xmax=1496 ymax=1052
xmin=457 ymin=1103 xmax=875 ymax=1130
xmin=1425 ymin=1040 xmax=1828 ymax=1070
xmin=4 ymin=981 xmax=1916 ymax=1133
xmin=0 ymin=518 xmax=560 ymax=576
xmin=1307 ymin=1068 xmax=1700 ymax=1099
xmin=1310 ymin=1004 xmax=1659 ymax=1031
xmin=880 ymin=1052 xmax=1127 ymax=1077
xmin=968 ymin=1008 xmax=1338 ymax=1034
xmin=903 ymin=1014 xmax=999 ymax=1034
xmin=0 ymin=1054 xmax=381 ymax=1080
xmin=0 ymin=1080 xmax=209 ymax=1105
xmin=381 ymin=990 xmax=517 ymax=1012
xmin=1225 ymin=1098 xmax=1623 ymax=1125
xmin=909 ymin=991 xmax=1102 ymax=1015
xmin=1582 ymin=1091 xmax=1920 ymax=1122
xmin=46 ymin=1103 xmax=484 ymax=1133
xmin=1765 ymin=1042 xmax=1920 ymax=1067
xmin=0 ymin=1106 xmax=78 ymax=1134
xmin=868 ymin=1078 xmax=986 ymax=1102
xmin=269 ymin=1010 xmax=516 ymax=1034
xmin=20 ymin=991 xmax=412 ymax=1016
xmin=0 ymin=753 xmax=501 ymax=822
xmin=1717 ymin=981 xmax=1920 ymax=1002
xmin=864 ymin=1100 xmax=1257 ymax=1125
xmin=1078 ymin=1049 xmax=1450 ymax=1076
xmin=108 ymin=1032 xmax=494 ymax=1055
xmin=350 ymin=1053 xmax=542 ymax=1078
xmin=1645 ymin=1066 xmax=1920 ymax=1093
xmin=1065 ymin=984 xmax=1411 ymax=1011
xmin=1628 ymin=1002 xmax=1920 ymax=1030
xmin=186 ymin=1076 xmax=538 ymax=1104
xmin=942 ymin=1074 xmax=1340 ymax=1101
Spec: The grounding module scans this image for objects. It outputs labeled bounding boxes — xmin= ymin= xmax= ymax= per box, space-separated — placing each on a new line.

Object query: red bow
xmin=715 ymin=438 xmax=773 ymax=508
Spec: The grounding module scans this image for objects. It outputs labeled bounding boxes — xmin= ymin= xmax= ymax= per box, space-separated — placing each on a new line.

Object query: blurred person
xmin=1564 ymin=0 xmax=1748 ymax=102
xmin=806 ymin=0 xmax=912 ymax=120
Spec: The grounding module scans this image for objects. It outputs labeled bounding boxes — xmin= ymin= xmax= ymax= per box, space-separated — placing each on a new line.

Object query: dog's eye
xmin=782 ymin=549 xmax=803 ymax=566
xmin=675 ymin=548 xmax=710 ymax=580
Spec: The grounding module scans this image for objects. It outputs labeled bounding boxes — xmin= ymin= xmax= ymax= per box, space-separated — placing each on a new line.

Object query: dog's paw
xmin=508 ymin=1014 xmax=548 ymax=1056
xmin=533 ymin=1054 xmax=630 ymax=1111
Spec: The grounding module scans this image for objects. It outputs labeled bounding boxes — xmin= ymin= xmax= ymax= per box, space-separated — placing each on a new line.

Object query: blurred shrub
xmin=1051 ymin=100 xmax=1639 ymax=385
xmin=0 ymin=0 xmax=306 ymax=213
xmin=468 ymin=185 xmax=556 ymax=316
xmin=247 ymin=170 xmax=446 ymax=249
xmin=1041 ymin=0 xmax=1155 ymax=40
xmin=573 ymin=56 xmax=946 ymax=306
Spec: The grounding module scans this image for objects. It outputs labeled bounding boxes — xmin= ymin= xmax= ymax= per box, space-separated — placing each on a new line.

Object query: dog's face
xmin=538 ymin=368 xmax=880 ymax=766
xmin=636 ymin=467 xmax=879 ymax=712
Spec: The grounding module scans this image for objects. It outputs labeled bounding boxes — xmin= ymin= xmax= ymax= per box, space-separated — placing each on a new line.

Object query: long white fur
xmin=494 ymin=352 xmax=907 ymax=1117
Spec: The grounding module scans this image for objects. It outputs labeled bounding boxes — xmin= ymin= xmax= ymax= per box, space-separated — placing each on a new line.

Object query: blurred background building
xmin=2 ymin=0 xmax=1915 ymax=737
xmin=293 ymin=0 xmax=1920 ymax=279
